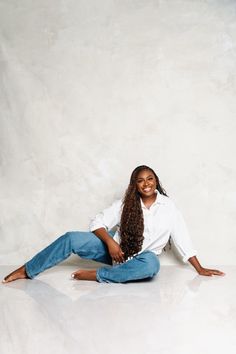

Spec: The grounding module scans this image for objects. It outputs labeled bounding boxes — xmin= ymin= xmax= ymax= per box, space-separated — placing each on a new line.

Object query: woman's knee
xmin=139 ymin=251 xmax=160 ymax=277
xmin=63 ymin=231 xmax=86 ymax=252
xmin=63 ymin=231 xmax=104 ymax=255
xmin=63 ymin=231 xmax=75 ymax=243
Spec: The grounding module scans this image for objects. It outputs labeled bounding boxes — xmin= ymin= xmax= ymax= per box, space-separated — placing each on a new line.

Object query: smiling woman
xmin=119 ymin=166 xmax=168 ymax=261
xmin=2 ymin=165 xmax=225 ymax=284
xmin=137 ymin=171 xmax=160 ymax=203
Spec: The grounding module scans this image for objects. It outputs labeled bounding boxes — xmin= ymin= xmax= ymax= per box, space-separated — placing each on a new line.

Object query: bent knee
xmin=63 ymin=231 xmax=83 ymax=252
xmin=63 ymin=231 xmax=102 ymax=253
xmin=64 ymin=231 xmax=76 ymax=242
xmin=140 ymin=251 xmax=160 ymax=277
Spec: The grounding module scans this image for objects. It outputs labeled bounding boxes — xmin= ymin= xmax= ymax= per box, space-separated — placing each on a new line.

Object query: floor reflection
xmin=0 ymin=265 xmax=231 ymax=354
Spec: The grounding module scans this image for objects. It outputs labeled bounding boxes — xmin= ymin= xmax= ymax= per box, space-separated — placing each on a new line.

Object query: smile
xmin=143 ymin=187 xmax=152 ymax=192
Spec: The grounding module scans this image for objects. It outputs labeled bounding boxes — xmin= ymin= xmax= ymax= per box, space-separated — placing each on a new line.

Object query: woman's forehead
xmin=136 ymin=169 xmax=154 ymax=178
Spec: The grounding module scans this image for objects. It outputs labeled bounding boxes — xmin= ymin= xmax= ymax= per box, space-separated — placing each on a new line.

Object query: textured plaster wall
xmin=0 ymin=0 xmax=236 ymax=266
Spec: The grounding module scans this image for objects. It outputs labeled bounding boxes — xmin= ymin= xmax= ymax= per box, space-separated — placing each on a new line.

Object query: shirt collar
xmin=140 ymin=190 xmax=166 ymax=209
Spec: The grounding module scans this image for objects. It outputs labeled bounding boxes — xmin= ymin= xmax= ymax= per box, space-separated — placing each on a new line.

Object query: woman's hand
xmin=197 ymin=267 xmax=225 ymax=276
xmin=107 ymin=239 xmax=125 ymax=263
xmin=188 ymin=256 xmax=225 ymax=276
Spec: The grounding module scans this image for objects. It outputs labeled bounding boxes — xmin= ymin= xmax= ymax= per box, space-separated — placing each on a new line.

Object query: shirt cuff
xmin=89 ymin=224 xmax=107 ymax=232
xmin=182 ymin=251 xmax=197 ymax=263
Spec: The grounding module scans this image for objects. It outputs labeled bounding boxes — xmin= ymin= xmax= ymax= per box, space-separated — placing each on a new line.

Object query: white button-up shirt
xmin=89 ymin=191 xmax=197 ymax=263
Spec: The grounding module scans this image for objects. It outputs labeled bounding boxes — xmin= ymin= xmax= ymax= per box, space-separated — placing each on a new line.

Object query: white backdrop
xmin=0 ymin=0 xmax=236 ymax=266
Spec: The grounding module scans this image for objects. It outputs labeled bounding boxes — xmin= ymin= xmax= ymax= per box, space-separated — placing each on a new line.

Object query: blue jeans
xmin=25 ymin=231 xmax=160 ymax=283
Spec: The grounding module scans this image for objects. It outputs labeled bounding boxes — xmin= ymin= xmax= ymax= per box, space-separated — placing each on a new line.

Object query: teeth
xmin=144 ymin=188 xmax=151 ymax=192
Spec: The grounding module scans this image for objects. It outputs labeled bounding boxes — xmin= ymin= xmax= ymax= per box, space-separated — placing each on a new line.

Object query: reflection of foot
xmin=2 ymin=265 xmax=29 ymax=283
xmin=71 ymin=269 xmax=97 ymax=281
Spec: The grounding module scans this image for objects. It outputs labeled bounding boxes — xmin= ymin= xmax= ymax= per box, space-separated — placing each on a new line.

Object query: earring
xmin=154 ymin=189 xmax=158 ymax=193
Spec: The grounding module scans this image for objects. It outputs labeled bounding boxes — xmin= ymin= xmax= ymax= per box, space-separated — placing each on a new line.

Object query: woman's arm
xmin=93 ymin=227 xmax=124 ymax=263
xmin=89 ymin=199 xmax=124 ymax=263
xmin=188 ymin=255 xmax=225 ymax=276
xmin=170 ymin=202 xmax=225 ymax=276
xmin=89 ymin=199 xmax=122 ymax=233
xmin=170 ymin=203 xmax=197 ymax=263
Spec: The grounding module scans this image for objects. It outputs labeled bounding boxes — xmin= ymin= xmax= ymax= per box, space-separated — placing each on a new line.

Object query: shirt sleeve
xmin=170 ymin=202 xmax=197 ymax=263
xmin=89 ymin=199 xmax=122 ymax=232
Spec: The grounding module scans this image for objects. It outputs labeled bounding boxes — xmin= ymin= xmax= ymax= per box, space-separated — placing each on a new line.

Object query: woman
xmin=2 ymin=165 xmax=225 ymax=283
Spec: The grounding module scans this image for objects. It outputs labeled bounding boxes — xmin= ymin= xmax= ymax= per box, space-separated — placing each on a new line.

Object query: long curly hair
xmin=119 ymin=165 xmax=170 ymax=260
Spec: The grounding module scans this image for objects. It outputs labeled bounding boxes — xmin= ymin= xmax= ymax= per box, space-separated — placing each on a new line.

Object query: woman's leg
xmin=73 ymin=251 xmax=160 ymax=283
xmin=3 ymin=231 xmax=113 ymax=282
xmin=97 ymin=251 xmax=160 ymax=283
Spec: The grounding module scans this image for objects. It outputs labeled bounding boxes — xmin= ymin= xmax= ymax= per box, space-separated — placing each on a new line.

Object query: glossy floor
xmin=1 ymin=262 xmax=235 ymax=354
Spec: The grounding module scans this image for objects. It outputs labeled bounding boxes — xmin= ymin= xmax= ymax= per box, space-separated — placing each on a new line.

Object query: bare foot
xmin=2 ymin=265 xmax=29 ymax=283
xmin=71 ymin=269 xmax=97 ymax=281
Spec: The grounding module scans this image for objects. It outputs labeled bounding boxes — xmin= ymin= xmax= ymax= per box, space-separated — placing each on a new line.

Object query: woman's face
xmin=136 ymin=169 xmax=157 ymax=198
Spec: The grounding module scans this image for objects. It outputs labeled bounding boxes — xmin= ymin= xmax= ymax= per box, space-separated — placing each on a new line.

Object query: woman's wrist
xmin=106 ymin=238 xmax=116 ymax=246
xmin=188 ymin=256 xmax=203 ymax=273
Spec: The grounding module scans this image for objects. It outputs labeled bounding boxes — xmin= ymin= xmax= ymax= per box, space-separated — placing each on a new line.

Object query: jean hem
xmin=24 ymin=262 xmax=33 ymax=279
xmin=96 ymin=269 xmax=104 ymax=283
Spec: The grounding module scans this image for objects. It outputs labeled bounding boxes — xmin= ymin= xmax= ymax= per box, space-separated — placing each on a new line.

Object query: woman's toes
xmin=2 ymin=266 xmax=28 ymax=284
xmin=71 ymin=271 xmax=80 ymax=280
xmin=2 ymin=275 xmax=15 ymax=283
xmin=2 ymin=275 xmax=12 ymax=283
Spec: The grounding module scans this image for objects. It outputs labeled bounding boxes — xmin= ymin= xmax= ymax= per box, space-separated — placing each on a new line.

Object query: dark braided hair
xmin=119 ymin=165 xmax=171 ymax=260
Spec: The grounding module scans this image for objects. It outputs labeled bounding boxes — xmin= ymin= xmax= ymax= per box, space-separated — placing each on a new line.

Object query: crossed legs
xmin=3 ymin=231 xmax=160 ymax=283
